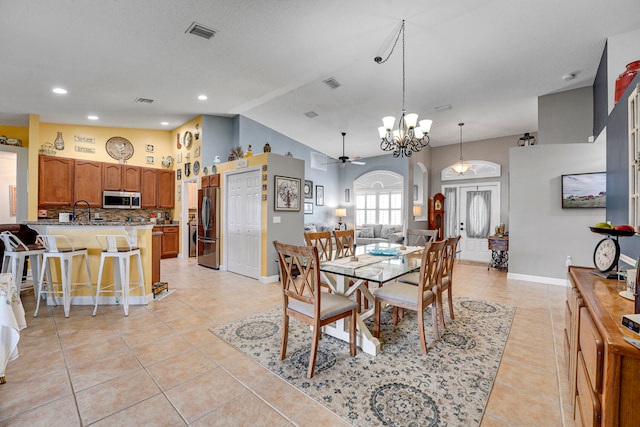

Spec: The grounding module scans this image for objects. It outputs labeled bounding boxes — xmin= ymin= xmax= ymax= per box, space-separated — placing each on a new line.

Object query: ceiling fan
xmin=334 ymin=132 xmax=366 ymax=167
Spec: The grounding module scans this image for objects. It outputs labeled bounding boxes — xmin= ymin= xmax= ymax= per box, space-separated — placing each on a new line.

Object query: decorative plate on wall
xmin=183 ymin=131 xmax=193 ymax=149
xmin=193 ymin=160 xmax=200 ymax=175
xmin=105 ymin=137 xmax=134 ymax=161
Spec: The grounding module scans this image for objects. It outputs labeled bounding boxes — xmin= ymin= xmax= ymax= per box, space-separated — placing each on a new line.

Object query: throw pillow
xmin=304 ymin=224 xmax=317 ymax=232
xmin=380 ymin=225 xmax=393 ymax=239
xmin=361 ymin=227 xmax=374 ymax=238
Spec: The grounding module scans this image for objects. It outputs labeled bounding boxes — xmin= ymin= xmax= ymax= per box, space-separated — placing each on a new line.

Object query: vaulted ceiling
xmin=1 ymin=0 xmax=639 ymax=159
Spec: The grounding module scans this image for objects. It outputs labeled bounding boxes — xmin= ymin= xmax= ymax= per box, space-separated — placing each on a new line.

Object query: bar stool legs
xmin=34 ymin=248 xmax=94 ymax=318
xmin=93 ymin=236 xmax=144 ymax=317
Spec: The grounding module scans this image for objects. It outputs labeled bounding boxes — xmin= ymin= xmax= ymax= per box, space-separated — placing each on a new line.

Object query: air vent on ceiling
xmin=435 ymin=104 xmax=452 ymax=112
xmin=304 ymin=111 xmax=318 ymax=118
xmin=323 ymin=77 xmax=341 ymax=89
xmin=134 ymin=97 xmax=154 ymax=104
xmin=185 ymin=22 xmax=216 ymax=40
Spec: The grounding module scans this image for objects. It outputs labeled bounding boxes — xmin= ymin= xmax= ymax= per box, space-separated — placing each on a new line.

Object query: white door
xmin=446 ymin=183 xmax=500 ymax=263
xmin=226 ymin=170 xmax=261 ymax=279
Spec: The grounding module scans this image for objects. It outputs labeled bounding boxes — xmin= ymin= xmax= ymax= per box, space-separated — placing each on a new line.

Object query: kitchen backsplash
xmin=41 ymin=207 xmax=173 ymax=222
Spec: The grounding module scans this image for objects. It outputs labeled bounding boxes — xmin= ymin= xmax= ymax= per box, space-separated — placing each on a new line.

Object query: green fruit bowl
xmin=589 ymin=226 xmax=636 ymax=237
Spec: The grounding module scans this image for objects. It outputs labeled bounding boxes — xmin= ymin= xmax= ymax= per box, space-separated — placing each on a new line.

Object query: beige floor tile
xmin=68 ymin=350 xmax=142 ymax=391
xmin=0 ymin=396 xmax=81 ymax=427
xmin=3 ymin=348 xmax=66 ymax=384
xmin=75 ymin=369 xmax=160 ymax=425
xmin=0 ymin=369 xmax=73 ymax=421
xmin=62 ymin=334 xmax=129 ymax=367
xmin=485 ymin=381 xmax=563 ymax=427
xmin=164 ymin=367 xmax=248 ymax=423
xmin=289 ymin=400 xmax=351 ymax=426
xmin=146 ymin=348 xmax=218 ymax=390
xmin=91 ymin=393 xmax=187 ymax=426
xmin=131 ymin=334 xmax=194 ymax=366
xmin=191 ymin=390 xmax=293 ymax=426
xmin=480 ymin=413 xmax=513 ymax=427
xmin=495 ymin=358 xmax=560 ymax=401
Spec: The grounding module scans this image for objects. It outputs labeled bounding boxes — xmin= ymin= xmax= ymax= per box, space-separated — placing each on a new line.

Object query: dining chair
xmin=406 ymin=229 xmax=438 ymax=246
xmin=304 ymin=231 xmax=334 ymax=292
xmin=333 ymin=229 xmax=369 ymax=311
xmin=438 ymin=235 xmax=461 ymax=329
xmin=273 ymin=241 xmax=358 ymax=378
xmin=373 ymin=240 xmax=446 ymax=354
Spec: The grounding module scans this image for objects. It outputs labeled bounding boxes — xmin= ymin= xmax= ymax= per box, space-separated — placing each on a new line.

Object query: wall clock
xmin=183 ymin=131 xmax=193 ymax=149
xmin=105 ymin=137 xmax=134 ymax=161
xmin=593 ymin=237 xmax=619 ymax=272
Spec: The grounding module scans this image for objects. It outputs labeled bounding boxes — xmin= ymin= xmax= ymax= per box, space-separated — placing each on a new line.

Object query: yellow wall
xmin=0 ymin=124 xmax=30 ymax=146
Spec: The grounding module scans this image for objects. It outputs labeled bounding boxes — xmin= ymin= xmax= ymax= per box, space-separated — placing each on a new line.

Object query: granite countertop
xmin=25 ymin=220 xmax=165 ymax=226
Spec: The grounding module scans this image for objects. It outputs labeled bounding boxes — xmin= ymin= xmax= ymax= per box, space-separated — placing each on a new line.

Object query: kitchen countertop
xmin=24 ymin=220 xmax=177 ymax=226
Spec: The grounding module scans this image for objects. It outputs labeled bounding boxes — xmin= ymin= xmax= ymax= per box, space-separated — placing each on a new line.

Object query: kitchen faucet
xmin=72 ymin=200 xmax=91 ymax=221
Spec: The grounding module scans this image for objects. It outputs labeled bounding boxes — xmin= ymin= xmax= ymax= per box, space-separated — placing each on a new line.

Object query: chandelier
xmin=451 ymin=123 xmax=471 ymax=175
xmin=376 ymin=20 xmax=432 ymax=158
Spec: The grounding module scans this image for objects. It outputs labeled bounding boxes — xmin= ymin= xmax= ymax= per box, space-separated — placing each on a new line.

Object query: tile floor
xmin=0 ymin=258 xmax=575 ymax=426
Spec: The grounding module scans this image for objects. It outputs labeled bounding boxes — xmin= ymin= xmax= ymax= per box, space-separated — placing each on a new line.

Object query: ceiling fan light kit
xmin=376 ymin=20 xmax=432 ymax=158
xmin=336 ymin=132 xmax=366 ymax=167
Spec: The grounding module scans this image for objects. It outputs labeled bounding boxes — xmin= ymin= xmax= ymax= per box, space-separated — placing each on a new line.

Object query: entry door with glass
xmin=444 ymin=183 xmax=500 ymax=263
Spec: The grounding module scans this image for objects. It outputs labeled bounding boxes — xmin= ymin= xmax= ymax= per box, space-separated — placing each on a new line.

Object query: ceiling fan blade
xmin=350 ymin=160 xmax=366 ymax=166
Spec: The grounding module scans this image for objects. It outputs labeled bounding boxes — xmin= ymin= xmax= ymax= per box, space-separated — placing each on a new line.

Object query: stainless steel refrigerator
xmin=197 ymin=187 xmax=220 ymax=269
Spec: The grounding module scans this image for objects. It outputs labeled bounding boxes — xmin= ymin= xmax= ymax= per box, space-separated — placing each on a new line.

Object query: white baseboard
xmin=260 ymin=274 xmax=280 ymax=284
xmin=43 ymin=295 xmax=149 ymax=306
xmin=507 ymin=272 xmax=569 ymax=287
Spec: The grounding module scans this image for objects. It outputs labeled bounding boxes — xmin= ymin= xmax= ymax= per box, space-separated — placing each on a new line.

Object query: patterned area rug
xmin=210 ymin=298 xmax=514 ymax=426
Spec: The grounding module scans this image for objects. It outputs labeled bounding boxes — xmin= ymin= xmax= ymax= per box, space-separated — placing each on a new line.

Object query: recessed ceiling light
xmin=87 ymin=115 xmax=98 ymax=120
xmin=161 ymin=121 xmax=169 ymax=126
xmin=52 ymin=87 xmax=67 ymax=94
xmin=562 ymin=73 xmax=577 ymax=81
xmin=198 ymin=94 xmax=208 ymax=100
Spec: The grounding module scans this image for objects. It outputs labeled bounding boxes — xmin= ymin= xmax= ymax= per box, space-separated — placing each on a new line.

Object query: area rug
xmin=210 ymin=298 xmax=514 ymax=426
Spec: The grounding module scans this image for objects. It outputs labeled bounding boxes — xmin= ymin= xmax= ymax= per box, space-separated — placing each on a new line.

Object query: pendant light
xmin=450 ymin=123 xmax=471 ymax=175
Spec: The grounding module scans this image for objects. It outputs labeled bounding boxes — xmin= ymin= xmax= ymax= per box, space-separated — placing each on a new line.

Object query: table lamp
xmin=336 ymin=208 xmax=347 ymax=229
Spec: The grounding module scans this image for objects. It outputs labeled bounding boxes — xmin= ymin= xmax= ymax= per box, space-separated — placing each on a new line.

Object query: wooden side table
xmin=488 ymin=235 xmax=508 ymax=270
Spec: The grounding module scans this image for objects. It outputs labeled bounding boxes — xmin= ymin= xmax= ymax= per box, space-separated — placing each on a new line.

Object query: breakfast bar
xmin=25 ymin=221 xmax=155 ymax=307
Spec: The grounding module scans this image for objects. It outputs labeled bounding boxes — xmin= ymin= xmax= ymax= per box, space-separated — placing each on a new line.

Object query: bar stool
xmin=34 ymin=235 xmax=94 ymax=318
xmin=0 ymin=231 xmax=46 ymax=298
xmin=93 ymin=234 xmax=144 ymax=316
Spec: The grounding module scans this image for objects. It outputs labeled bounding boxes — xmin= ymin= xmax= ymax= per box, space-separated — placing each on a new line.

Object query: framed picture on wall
xmin=275 ymin=175 xmax=301 ymax=211
xmin=316 ymin=185 xmax=324 ymax=206
xmin=304 ymin=202 xmax=313 ymax=214
xmin=304 ymin=180 xmax=313 ymax=199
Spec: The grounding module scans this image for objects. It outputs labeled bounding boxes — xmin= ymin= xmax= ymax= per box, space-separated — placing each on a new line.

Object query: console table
xmin=487 ymin=235 xmax=508 ymax=270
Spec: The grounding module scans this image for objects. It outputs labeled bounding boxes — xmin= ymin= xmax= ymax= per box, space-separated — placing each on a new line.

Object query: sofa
xmin=355 ymin=224 xmax=404 ymax=245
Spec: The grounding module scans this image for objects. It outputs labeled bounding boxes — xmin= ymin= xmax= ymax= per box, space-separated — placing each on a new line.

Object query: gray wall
xmin=201 ymin=115 xmax=234 ymax=168
xmin=538 ymin=87 xmax=594 ymax=144
xmin=265 ymin=154 xmax=305 ymax=278
xmin=509 ymin=142 xmax=606 ymax=281
xmin=430 ymin=135 xmax=515 ymax=228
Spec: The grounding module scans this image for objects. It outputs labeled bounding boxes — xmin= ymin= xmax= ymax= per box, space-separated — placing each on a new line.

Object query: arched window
xmin=353 ymin=171 xmax=404 ymax=226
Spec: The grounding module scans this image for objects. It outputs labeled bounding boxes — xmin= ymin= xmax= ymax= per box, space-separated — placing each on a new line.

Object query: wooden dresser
xmin=566 ymin=266 xmax=640 ymax=426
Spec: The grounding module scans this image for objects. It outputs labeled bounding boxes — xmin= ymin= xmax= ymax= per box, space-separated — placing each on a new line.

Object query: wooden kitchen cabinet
xmin=74 ymin=160 xmax=102 ymax=206
xmin=38 ymin=155 xmax=74 ymax=206
xmin=156 ymin=169 xmax=175 ymax=208
xmin=140 ymin=167 xmax=157 ymax=208
xmin=201 ymin=173 xmax=220 ymax=188
xmin=154 ymin=225 xmax=178 ymax=258
xmin=102 ymin=164 xmax=141 ymax=192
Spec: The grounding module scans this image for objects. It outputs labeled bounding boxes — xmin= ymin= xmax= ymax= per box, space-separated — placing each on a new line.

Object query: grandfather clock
xmin=429 ymin=192 xmax=445 ymax=240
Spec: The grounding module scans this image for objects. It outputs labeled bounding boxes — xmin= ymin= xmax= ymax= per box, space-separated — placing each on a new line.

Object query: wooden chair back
xmin=406 ymin=229 xmax=438 ymax=246
xmin=416 ymin=240 xmax=446 ymax=305
xmin=333 ymin=229 xmax=355 ymax=259
xmin=441 ymin=235 xmax=461 ymax=287
xmin=304 ymin=231 xmax=333 ymax=261
xmin=274 ymin=241 xmax=320 ymax=308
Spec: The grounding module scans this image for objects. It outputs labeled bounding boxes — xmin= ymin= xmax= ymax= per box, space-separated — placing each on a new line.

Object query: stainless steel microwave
xmin=103 ymin=191 xmax=141 ymax=209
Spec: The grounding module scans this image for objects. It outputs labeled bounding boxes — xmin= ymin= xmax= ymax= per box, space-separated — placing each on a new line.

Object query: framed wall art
xmin=145 ymin=144 xmax=155 ymax=153
xmin=275 ymin=175 xmax=301 ymax=211
xmin=304 ymin=202 xmax=313 ymax=214
xmin=304 ymin=180 xmax=313 ymax=199
xmin=316 ymin=185 xmax=324 ymax=206
xmin=146 ymin=155 xmax=155 ymax=164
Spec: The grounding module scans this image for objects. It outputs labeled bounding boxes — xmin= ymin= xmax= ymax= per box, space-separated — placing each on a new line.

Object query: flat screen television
xmin=561 ymin=172 xmax=606 ymax=208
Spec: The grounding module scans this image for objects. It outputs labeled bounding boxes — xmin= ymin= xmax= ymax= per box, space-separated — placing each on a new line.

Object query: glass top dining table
xmin=318 ymin=242 xmax=424 ymax=356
